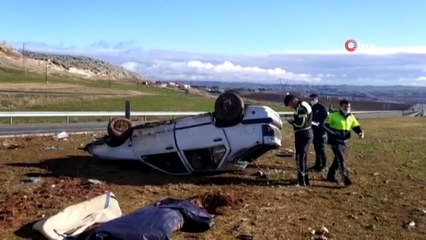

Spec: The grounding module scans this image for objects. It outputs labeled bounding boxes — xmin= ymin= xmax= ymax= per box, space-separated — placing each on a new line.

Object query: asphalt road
xmin=0 ymin=110 xmax=406 ymax=137
xmin=0 ymin=122 xmax=107 ymax=137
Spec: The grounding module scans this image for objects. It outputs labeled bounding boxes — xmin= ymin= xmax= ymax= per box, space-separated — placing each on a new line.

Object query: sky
xmin=1 ymin=0 xmax=426 ymax=85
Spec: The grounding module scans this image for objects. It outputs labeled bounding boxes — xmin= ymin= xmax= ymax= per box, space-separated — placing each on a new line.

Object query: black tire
xmin=107 ymin=117 xmax=133 ymax=138
xmin=214 ymin=91 xmax=244 ymax=122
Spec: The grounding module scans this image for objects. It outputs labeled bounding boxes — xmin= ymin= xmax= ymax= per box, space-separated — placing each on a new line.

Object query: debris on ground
xmin=270 ymin=169 xmax=286 ymax=175
xmin=87 ymin=198 xmax=213 ymax=240
xmin=56 ymin=131 xmax=69 ymax=139
xmin=41 ymin=145 xmax=63 ymax=151
xmin=236 ymin=233 xmax=254 ymax=240
xmin=309 ymin=226 xmax=332 ymax=240
xmin=33 ymin=192 xmax=121 ymax=240
xmin=200 ymin=191 xmax=242 ymax=215
xmin=1 ymin=140 xmax=24 ymax=150
xmin=317 ymin=226 xmax=329 ymax=235
xmin=405 ymin=221 xmax=416 ymax=229
xmin=21 ymin=176 xmax=42 ymax=184
xmin=252 ymin=170 xmax=268 ymax=179
xmin=88 ymin=179 xmax=102 ymax=185
xmin=275 ymin=148 xmax=294 ymax=157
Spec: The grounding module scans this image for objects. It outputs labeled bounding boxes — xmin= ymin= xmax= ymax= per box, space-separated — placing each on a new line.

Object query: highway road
xmin=0 ymin=122 xmax=107 ymax=137
xmin=0 ymin=110 xmax=406 ymax=137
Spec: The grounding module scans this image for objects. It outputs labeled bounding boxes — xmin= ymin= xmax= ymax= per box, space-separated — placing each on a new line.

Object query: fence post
xmin=125 ymin=100 xmax=131 ymax=119
xmin=10 ymin=117 xmax=13 ymax=125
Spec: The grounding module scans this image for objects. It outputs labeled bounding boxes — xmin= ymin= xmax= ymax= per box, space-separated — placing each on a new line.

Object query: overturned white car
xmin=84 ymin=91 xmax=283 ymax=175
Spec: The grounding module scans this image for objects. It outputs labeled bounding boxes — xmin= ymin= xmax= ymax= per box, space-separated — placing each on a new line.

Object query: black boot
xmin=309 ymin=164 xmax=324 ymax=172
xmin=343 ymin=176 xmax=352 ymax=186
xmin=297 ymin=173 xmax=310 ymax=186
xmin=296 ymin=153 xmax=310 ymax=186
xmin=304 ymin=175 xmax=310 ymax=186
xmin=326 ymin=173 xmax=338 ymax=183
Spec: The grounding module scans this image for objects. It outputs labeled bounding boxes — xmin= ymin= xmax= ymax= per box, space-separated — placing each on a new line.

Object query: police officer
xmin=284 ymin=94 xmax=313 ymax=186
xmin=309 ymin=94 xmax=328 ymax=171
xmin=323 ymin=100 xmax=364 ymax=186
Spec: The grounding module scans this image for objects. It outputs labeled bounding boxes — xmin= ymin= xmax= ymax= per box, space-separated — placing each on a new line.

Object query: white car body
xmin=85 ymin=105 xmax=283 ymax=175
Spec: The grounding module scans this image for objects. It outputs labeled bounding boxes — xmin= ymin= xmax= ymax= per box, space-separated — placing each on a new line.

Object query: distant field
xmin=0 ymin=117 xmax=424 ymax=239
xmin=0 ymin=69 xmax=288 ymax=124
xmin=239 ymin=91 xmax=412 ymax=111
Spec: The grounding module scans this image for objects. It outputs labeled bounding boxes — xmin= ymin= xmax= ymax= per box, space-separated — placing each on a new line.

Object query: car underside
xmin=84 ymin=91 xmax=283 ymax=175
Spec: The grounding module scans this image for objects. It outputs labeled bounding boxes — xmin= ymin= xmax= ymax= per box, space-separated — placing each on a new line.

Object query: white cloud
xmin=135 ymin=60 xmax=320 ymax=83
xmin=121 ymin=61 xmax=139 ymax=72
xmin=317 ymin=73 xmax=335 ymax=78
xmin=415 ymin=76 xmax=426 ymax=81
xmin=185 ymin=60 xmax=314 ymax=81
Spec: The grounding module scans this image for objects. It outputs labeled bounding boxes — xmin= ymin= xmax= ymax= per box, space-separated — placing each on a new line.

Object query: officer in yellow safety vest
xmin=284 ymin=94 xmax=313 ymax=186
xmin=323 ymin=99 xmax=364 ymax=186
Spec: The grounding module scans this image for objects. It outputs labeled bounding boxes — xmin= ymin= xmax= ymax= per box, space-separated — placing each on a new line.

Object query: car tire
xmin=214 ymin=91 xmax=244 ymax=122
xmin=107 ymin=117 xmax=133 ymax=139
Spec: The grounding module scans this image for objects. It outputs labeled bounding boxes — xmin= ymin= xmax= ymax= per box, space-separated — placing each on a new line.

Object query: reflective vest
xmin=324 ymin=110 xmax=360 ymax=142
xmin=292 ymin=101 xmax=312 ymax=131
xmin=326 ymin=111 xmax=359 ymax=131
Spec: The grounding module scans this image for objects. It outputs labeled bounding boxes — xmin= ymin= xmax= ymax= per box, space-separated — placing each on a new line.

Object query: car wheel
xmin=107 ymin=117 xmax=133 ymax=139
xmin=214 ymin=91 xmax=244 ymax=122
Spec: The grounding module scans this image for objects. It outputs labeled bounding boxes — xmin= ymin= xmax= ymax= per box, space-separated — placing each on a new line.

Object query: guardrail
xmin=0 ymin=111 xmax=217 ymax=124
xmin=0 ymin=110 xmax=404 ymax=124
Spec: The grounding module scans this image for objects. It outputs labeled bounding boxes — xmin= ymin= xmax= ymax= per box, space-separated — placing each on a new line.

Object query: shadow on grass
xmin=14 ymin=220 xmax=46 ymax=240
xmin=8 ymin=155 xmax=344 ymax=189
xmin=8 ymin=155 xmax=290 ymax=186
xmin=14 ymin=219 xmax=96 ymax=240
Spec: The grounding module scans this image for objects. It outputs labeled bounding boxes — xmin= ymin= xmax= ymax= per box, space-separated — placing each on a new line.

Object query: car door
xmin=132 ymin=122 xmax=191 ymax=175
xmin=174 ymin=117 xmax=230 ymax=172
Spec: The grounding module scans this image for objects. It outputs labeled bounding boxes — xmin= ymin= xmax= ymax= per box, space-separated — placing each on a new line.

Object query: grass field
xmin=0 ymin=117 xmax=424 ymax=239
xmin=0 ymin=68 xmax=288 ymax=124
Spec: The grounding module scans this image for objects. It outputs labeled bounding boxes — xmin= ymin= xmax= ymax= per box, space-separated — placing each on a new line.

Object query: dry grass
xmin=0 ymin=117 xmax=424 ymax=239
xmin=0 ymin=82 xmax=152 ymax=109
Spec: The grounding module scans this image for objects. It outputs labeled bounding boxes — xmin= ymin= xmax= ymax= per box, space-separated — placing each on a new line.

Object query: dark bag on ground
xmin=85 ymin=198 xmax=214 ymax=240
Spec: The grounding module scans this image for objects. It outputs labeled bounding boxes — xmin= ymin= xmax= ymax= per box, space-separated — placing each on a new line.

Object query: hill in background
xmin=0 ymin=41 xmax=149 ymax=82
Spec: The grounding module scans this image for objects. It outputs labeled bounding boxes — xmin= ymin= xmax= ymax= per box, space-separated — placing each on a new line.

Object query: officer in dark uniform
xmin=308 ymin=94 xmax=328 ymax=171
xmin=284 ymin=94 xmax=313 ymax=186
xmin=323 ymin=100 xmax=364 ymax=186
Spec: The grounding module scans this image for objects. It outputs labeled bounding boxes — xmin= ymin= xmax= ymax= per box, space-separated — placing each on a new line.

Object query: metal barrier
xmin=0 ymin=110 xmax=406 ymax=124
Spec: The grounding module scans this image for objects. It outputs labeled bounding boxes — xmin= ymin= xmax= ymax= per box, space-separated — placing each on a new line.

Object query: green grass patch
xmin=0 ymin=68 xmax=289 ymax=125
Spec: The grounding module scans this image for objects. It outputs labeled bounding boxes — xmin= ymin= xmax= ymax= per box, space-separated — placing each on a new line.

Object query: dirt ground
xmin=0 ymin=117 xmax=425 ymax=239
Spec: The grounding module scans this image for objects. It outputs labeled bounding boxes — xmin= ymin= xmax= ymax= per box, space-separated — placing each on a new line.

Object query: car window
xmin=184 ymin=145 xmax=226 ymax=171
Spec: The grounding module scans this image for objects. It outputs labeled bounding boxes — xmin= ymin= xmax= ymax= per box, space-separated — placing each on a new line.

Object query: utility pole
xmin=279 ymin=78 xmax=282 ymax=93
xmin=45 ymin=58 xmax=49 ymax=83
xmin=22 ymin=43 xmax=27 ymax=77
xmin=282 ymin=78 xmax=289 ymax=95
xmin=136 ymin=66 xmax=139 ymax=91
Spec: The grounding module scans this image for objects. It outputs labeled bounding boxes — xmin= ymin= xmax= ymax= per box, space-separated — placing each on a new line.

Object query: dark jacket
xmin=311 ymin=102 xmax=328 ymax=132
